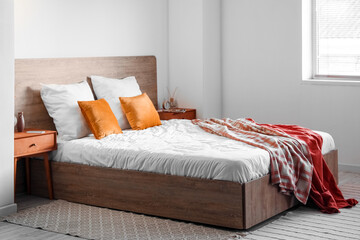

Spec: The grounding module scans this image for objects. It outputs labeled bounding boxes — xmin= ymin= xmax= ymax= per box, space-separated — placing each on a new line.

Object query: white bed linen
xmin=52 ymin=120 xmax=336 ymax=183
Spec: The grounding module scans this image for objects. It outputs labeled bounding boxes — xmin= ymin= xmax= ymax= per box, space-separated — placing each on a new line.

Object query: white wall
xmin=15 ymin=0 xmax=169 ymax=102
xmin=0 ymin=0 xmax=17 ymax=216
xmin=168 ymin=0 xmax=221 ymax=118
xmin=168 ymin=0 xmax=204 ymax=115
xmin=203 ymin=0 xmax=222 ymax=118
xmin=13 ymin=0 xmax=359 ymax=168
xmin=222 ymin=0 xmax=360 ymax=166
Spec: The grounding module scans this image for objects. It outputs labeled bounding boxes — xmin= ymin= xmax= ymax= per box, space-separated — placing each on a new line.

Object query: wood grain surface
xmin=8 ymin=171 xmax=357 ymax=240
xmin=30 ymin=159 xmax=244 ymax=229
xmin=14 ymin=131 xmax=57 ymax=157
xmin=243 ymin=149 xmax=338 ymax=229
xmin=324 ymin=149 xmax=338 ymax=184
xmin=157 ymin=108 xmax=196 ymax=120
xmin=28 ymin=150 xmax=338 ymax=229
xmin=15 ymin=56 xmax=157 ymax=130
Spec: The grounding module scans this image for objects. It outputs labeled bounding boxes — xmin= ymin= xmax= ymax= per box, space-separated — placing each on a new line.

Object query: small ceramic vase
xmin=17 ymin=112 xmax=25 ymax=132
xmin=162 ymin=100 xmax=171 ymax=110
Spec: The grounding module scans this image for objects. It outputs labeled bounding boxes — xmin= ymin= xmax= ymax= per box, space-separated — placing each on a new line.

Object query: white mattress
xmin=52 ymin=120 xmax=336 ymax=183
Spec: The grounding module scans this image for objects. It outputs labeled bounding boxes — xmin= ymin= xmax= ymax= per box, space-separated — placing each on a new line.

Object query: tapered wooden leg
xmin=25 ymin=157 xmax=31 ymax=194
xmin=14 ymin=158 xmax=17 ymax=201
xmin=43 ymin=153 xmax=53 ymax=200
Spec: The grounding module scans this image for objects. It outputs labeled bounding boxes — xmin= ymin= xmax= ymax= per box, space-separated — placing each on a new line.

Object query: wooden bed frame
xmin=15 ymin=56 xmax=339 ymax=230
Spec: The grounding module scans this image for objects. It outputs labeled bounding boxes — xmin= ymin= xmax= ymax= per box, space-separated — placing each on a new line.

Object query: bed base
xmin=28 ymin=150 xmax=338 ymax=230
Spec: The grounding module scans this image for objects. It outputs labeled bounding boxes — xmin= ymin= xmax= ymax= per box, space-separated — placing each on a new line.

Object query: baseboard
xmin=0 ymin=203 xmax=17 ymax=217
xmin=339 ymin=163 xmax=360 ymax=173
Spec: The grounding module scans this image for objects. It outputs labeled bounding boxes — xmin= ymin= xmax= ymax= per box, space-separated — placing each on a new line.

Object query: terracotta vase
xmin=169 ymin=97 xmax=177 ymax=109
xmin=17 ymin=112 xmax=25 ymax=132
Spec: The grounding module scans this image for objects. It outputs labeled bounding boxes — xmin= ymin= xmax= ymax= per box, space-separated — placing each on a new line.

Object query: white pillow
xmin=40 ymin=81 xmax=95 ymax=140
xmin=91 ymin=76 xmax=142 ymax=129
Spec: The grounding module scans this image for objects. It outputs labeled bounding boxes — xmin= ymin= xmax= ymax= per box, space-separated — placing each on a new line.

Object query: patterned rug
xmin=3 ymin=200 xmax=240 ymax=240
xmin=242 ymin=184 xmax=360 ymax=240
xmin=3 ymin=184 xmax=359 ymax=240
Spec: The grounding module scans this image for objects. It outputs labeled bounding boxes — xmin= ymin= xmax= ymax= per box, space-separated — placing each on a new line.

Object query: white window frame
xmin=303 ymin=0 xmax=360 ymax=83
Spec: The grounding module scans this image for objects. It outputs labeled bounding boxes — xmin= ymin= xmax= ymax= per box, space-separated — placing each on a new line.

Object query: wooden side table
xmin=157 ymin=108 xmax=196 ymax=120
xmin=14 ymin=130 xmax=57 ymax=200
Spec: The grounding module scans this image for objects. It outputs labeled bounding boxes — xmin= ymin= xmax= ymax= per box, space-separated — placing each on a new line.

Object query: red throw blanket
xmin=259 ymin=122 xmax=358 ymax=213
xmin=192 ymin=118 xmax=358 ymax=213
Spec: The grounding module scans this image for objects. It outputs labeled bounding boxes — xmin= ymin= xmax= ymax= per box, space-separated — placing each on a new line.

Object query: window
xmin=313 ymin=0 xmax=360 ymax=79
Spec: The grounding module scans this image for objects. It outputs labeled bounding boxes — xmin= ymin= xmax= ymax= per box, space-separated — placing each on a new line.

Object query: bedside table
xmin=14 ymin=129 xmax=57 ymax=200
xmin=157 ymin=108 xmax=196 ymax=120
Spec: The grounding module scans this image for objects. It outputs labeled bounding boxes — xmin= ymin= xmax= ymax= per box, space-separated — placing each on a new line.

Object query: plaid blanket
xmin=192 ymin=118 xmax=313 ymax=204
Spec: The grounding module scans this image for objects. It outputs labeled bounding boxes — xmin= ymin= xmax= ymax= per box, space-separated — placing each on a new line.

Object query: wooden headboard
xmin=15 ymin=56 xmax=157 ymax=130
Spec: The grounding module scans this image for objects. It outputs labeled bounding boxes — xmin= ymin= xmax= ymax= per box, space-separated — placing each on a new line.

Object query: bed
xmin=15 ymin=56 xmax=339 ymax=229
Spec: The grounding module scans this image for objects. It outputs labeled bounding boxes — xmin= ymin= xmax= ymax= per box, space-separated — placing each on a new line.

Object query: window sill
xmin=302 ymin=79 xmax=360 ymax=86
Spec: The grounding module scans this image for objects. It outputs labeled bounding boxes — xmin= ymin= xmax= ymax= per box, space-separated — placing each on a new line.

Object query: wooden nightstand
xmin=157 ymin=108 xmax=196 ymax=120
xmin=14 ymin=129 xmax=57 ymax=200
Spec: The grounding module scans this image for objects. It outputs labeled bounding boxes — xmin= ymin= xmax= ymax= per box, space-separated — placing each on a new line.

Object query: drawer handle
xmin=29 ymin=143 xmax=37 ymax=148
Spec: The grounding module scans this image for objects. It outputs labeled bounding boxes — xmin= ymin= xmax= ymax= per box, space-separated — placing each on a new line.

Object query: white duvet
xmin=52 ymin=119 xmax=336 ymax=183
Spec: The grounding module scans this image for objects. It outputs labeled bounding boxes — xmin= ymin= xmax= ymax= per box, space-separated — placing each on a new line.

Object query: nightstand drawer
xmin=158 ymin=108 xmax=196 ymax=120
xmin=160 ymin=111 xmax=196 ymax=120
xmin=14 ymin=133 xmax=56 ymax=157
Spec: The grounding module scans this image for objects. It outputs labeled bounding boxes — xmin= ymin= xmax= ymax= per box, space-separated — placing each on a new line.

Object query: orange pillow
xmin=120 ymin=93 xmax=161 ymax=130
xmin=78 ymin=98 xmax=122 ymax=139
